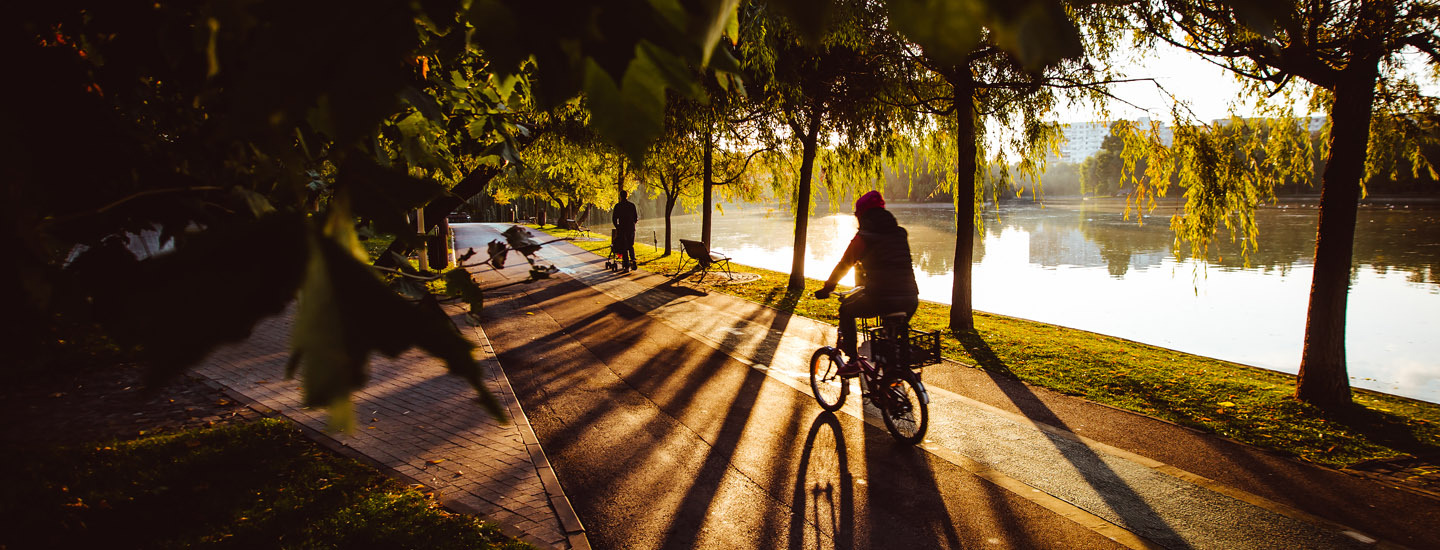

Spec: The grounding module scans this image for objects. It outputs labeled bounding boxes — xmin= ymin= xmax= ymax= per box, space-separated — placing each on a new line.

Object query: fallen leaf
xmin=526 ymin=312 xmax=535 ymax=315
xmin=426 ymin=459 xmax=446 ymax=465
xmin=1219 ymin=401 xmax=1236 ymax=407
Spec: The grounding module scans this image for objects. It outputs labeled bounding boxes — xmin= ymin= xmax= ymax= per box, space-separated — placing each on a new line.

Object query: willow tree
xmin=645 ymin=110 xmax=705 ymax=256
xmin=743 ymin=1 xmax=923 ymax=292
xmin=647 ymin=90 xmax=769 ymax=254
xmin=1130 ymin=0 xmax=1440 ymax=409
xmin=887 ymin=1 xmax=1127 ymax=331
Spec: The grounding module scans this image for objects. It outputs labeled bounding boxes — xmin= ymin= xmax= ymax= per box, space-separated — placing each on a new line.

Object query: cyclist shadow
xmin=787 ymin=410 xmax=966 ymax=550
xmin=787 ymin=412 xmax=855 ymax=550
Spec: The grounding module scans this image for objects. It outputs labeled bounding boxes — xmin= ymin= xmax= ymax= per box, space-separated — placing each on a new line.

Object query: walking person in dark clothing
xmin=613 ymin=190 xmax=639 ymax=272
xmin=813 ymin=190 xmax=920 ymax=375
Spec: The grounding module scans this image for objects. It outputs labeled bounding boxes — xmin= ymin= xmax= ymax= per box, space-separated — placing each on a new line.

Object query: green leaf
xmin=337 ymin=156 xmax=446 ymax=236
xmin=86 ymin=214 xmax=310 ymax=384
xmin=443 ymin=267 xmax=485 ymax=313
xmin=887 ymin=0 xmax=985 ymax=67
xmin=981 ymin=0 xmax=1084 ymax=71
xmin=387 ymin=251 xmax=424 ymax=276
xmin=391 ymin=277 xmax=431 ymax=300
xmin=679 ymin=0 xmax=740 ymax=67
xmin=583 ymin=53 xmax=668 ymax=163
xmin=292 ymin=230 xmax=505 ymax=431
xmin=768 ymin=0 xmax=834 ymax=45
xmin=400 ymin=85 xmax=446 ymax=125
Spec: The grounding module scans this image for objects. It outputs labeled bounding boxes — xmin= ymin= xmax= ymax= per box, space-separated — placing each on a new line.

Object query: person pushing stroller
xmin=612 ymin=190 xmax=639 ymax=272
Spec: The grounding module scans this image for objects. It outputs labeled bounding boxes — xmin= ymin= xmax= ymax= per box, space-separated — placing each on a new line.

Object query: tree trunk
xmin=702 ymin=123 xmax=715 ymax=248
xmin=664 ymin=190 xmax=678 ymax=257
xmin=789 ymin=112 xmax=823 ymax=292
xmin=1296 ymin=62 xmax=1378 ymax=410
xmin=950 ymin=73 xmax=979 ymax=332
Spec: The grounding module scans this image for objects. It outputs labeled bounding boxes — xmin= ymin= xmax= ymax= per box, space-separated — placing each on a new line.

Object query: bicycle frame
xmin=854 ymin=316 xmax=929 ymax=407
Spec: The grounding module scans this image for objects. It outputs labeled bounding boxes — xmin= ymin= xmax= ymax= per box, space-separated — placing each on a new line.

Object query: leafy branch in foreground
xmin=5 ymin=0 xmax=747 ymax=428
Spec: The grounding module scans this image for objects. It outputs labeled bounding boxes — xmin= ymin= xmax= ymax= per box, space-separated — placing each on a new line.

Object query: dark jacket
xmin=612 ymin=199 xmax=638 ymax=235
xmin=825 ymin=208 xmax=919 ymax=298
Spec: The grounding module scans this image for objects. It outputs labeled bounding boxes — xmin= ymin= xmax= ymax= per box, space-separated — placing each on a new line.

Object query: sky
xmin=1058 ymin=43 xmax=1440 ymax=125
xmin=1057 ymin=43 xmax=1290 ymax=124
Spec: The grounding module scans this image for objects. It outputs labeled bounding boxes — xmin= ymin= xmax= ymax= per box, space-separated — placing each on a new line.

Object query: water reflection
xmin=636 ymin=201 xmax=1440 ymax=403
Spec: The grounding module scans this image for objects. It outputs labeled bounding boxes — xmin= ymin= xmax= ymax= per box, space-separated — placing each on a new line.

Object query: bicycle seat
xmin=880 ymin=311 xmax=909 ymax=323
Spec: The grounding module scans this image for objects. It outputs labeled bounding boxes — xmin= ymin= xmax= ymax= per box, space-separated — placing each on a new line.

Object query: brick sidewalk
xmin=192 ymin=303 xmax=588 ymax=550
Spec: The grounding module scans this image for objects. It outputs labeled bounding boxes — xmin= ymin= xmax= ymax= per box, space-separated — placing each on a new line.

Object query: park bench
xmin=561 ymin=218 xmax=592 ymax=239
xmin=677 ymin=239 xmax=733 ymax=282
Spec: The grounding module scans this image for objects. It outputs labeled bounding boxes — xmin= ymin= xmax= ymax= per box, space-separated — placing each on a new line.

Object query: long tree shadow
xmin=952 ymin=329 xmax=1013 ymax=377
xmin=959 ymin=330 xmax=1191 ymax=549
xmin=654 ymin=288 xmax=806 ymax=548
xmin=490 ymin=266 xmax=815 ymax=548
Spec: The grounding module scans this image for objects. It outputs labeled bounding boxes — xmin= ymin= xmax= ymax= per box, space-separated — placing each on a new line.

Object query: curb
xmin=194 ymin=304 xmax=591 ymax=550
xmin=463 ymin=316 xmax=592 ymax=550
xmin=201 ymin=379 xmax=560 ymax=548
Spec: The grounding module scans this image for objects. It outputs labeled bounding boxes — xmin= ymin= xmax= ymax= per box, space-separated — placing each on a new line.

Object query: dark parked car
xmin=447 ymin=211 xmax=472 ymax=223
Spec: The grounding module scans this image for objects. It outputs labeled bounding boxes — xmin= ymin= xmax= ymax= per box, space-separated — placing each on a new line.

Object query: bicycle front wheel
xmin=810 ymin=347 xmax=848 ymax=411
xmin=880 ymin=371 xmax=928 ymax=445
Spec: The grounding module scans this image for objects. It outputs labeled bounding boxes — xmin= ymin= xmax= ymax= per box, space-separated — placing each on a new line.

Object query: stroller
xmin=605 ymin=228 xmax=636 ymax=272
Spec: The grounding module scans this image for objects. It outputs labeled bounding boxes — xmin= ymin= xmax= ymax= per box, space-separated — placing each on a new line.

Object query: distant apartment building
xmin=1054 ymin=117 xmax=1174 ymax=163
xmin=1053 ymin=116 xmax=1321 ymax=164
xmin=1055 ymin=121 xmax=1112 ymax=162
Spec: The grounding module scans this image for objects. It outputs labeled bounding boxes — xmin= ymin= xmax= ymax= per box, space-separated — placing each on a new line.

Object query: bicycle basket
xmin=905 ymin=328 xmax=941 ymax=368
xmin=864 ymin=326 xmax=942 ymax=369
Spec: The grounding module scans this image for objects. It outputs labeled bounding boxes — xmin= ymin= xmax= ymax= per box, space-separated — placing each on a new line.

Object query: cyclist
xmin=813 ymin=190 xmax=920 ymax=376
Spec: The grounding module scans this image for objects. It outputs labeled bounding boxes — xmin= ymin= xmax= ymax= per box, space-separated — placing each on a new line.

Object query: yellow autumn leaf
xmin=1219 ymin=401 xmax=1236 ymax=407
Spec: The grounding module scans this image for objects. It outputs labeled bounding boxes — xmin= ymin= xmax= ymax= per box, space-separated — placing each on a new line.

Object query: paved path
xmin=194 ymin=301 xmax=588 ymax=549
xmin=461 ymin=223 xmax=1440 ymax=550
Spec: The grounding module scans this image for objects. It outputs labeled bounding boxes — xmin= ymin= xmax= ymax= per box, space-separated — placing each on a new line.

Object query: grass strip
xmin=0 ymin=418 xmax=534 ymax=550
xmin=533 ymin=224 xmax=1440 ymax=468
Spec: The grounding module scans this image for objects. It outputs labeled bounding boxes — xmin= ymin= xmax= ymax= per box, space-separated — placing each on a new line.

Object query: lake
xmin=633 ymin=199 xmax=1440 ymax=403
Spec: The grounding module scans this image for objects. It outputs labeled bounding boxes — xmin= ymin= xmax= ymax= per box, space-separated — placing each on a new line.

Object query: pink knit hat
xmin=854 ymin=190 xmax=885 ymax=215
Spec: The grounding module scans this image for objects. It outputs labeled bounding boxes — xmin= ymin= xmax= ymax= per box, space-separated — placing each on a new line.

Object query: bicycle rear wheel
xmin=810 ymin=348 xmax=848 ymax=411
xmin=880 ymin=371 xmax=928 ymax=445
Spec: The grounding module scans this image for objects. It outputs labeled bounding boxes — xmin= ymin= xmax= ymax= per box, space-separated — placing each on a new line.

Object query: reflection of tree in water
xmin=868 ymin=203 xmax=1436 ymax=285
xmin=892 ymin=206 xmax=981 ymax=276
xmin=1190 ymin=206 xmax=1438 ymax=285
xmin=1075 ymin=210 xmax=1173 ymax=278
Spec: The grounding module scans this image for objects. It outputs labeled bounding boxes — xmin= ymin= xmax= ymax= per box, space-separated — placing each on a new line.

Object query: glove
xmin=814 ymin=287 xmax=831 ymax=300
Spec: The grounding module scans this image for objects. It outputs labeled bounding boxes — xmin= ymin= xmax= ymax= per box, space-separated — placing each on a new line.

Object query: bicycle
xmin=809 ymin=287 xmax=939 ymax=445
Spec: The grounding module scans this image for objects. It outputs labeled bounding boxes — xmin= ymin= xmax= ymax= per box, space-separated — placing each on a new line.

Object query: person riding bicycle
xmin=813 ymin=190 xmax=920 ymax=376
